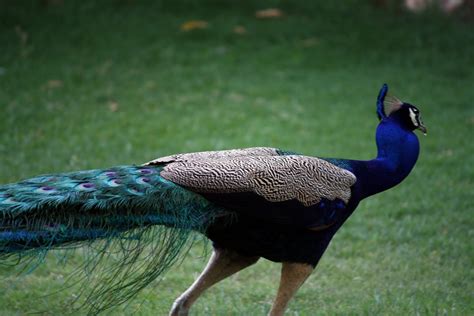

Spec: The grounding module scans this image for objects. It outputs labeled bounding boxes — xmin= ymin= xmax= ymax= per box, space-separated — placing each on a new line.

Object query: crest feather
xmin=384 ymin=94 xmax=403 ymax=116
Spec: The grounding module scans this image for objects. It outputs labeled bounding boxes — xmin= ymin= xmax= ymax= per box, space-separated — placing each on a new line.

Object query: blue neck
xmin=357 ymin=118 xmax=420 ymax=199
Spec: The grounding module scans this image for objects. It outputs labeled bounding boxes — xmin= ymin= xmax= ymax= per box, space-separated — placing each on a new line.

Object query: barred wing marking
xmin=159 ymin=155 xmax=356 ymax=206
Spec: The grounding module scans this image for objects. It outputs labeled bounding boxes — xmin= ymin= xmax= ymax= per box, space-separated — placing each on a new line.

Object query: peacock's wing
xmin=156 ymin=154 xmax=356 ymax=207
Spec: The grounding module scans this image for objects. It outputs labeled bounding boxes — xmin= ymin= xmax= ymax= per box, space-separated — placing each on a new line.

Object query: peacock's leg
xmin=169 ymin=248 xmax=259 ymax=316
xmin=268 ymin=262 xmax=314 ymax=316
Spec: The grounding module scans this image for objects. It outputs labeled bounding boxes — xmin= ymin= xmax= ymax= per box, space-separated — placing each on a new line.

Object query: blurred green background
xmin=0 ymin=0 xmax=473 ymax=315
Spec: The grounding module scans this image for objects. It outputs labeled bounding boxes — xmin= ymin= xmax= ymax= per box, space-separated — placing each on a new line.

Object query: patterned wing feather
xmin=160 ymin=155 xmax=356 ymax=206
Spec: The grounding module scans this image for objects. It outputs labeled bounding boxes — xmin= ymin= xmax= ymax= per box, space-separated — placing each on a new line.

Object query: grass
xmin=0 ymin=0 xmax=473 ymax=315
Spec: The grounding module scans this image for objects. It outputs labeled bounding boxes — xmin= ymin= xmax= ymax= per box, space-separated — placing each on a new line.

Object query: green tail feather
xmin=0 ymin=165 xmax=226 ymax=314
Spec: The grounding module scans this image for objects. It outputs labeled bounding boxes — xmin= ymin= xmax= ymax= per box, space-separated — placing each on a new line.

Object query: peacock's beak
xmin=418 ymin=123 xmax=427 ymax=135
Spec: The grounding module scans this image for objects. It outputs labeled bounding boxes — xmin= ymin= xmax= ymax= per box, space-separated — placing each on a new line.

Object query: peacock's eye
xmin=408 ymin=108 xmax=419 ymax=127
xmin=408 ymin=106 xmax=424 ymax=129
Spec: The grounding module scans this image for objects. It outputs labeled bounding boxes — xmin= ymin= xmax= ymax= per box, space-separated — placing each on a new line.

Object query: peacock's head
xmin=376 ymin=84 xmax=427 ymax=135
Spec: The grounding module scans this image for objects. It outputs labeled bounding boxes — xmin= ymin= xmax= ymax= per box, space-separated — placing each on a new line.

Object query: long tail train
xmin=0 ymin=165 xmax=223 ymax=314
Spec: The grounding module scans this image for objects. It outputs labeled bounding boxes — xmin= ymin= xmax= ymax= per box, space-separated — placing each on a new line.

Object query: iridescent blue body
xmin=204 ymin=118 xmax=419 ymax=265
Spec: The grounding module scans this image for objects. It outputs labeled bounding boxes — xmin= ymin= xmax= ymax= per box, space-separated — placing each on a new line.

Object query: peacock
xmin=0 ymin=84 xmax=426 ymax=315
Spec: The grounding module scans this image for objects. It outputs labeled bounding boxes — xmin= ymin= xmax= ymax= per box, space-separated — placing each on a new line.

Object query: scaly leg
xmin=268 ymin=262 xmax=314 ymax=316
xmin=169 ymin=248 xmax=259 ymax=316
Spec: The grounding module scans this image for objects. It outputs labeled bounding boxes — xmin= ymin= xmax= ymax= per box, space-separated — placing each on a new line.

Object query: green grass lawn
xmin=0 ymin=0 xmax=473 ymax=315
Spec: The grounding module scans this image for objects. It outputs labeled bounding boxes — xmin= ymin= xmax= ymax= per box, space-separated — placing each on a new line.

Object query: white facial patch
xmin=408 ymin=108 xmax=419 ymax=127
